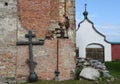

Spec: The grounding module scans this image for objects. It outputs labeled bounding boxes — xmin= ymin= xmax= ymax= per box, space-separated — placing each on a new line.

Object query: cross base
xmin=28 ymin=72 xmax=38 ymax=82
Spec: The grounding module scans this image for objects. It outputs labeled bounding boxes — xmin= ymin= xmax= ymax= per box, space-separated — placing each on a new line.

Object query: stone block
xmin=0 ymin=0 xmax=17 ymax=16
xmin=80 ymin=67 xmax=100 ymax=80
xmin=68 ymin=8 xmax=75 ymax=14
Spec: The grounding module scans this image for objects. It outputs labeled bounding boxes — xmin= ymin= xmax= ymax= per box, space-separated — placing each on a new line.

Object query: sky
xmin=76 ymin=0 xmax=120 ymax=42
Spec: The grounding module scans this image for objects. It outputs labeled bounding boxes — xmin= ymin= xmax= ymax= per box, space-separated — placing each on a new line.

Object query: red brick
xmin=17 ymin=0 xmax=76 ymax=81
xmin=18 ymin=0 xmax=51 ymax=38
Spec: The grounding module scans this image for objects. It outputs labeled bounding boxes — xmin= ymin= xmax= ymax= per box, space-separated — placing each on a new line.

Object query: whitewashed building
xmin=76 ymin=5 xmax=112 ymax=62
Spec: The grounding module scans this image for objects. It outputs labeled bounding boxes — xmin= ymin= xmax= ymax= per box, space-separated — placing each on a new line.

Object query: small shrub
xmin=74 ymin=66 xmax=83 ymax=80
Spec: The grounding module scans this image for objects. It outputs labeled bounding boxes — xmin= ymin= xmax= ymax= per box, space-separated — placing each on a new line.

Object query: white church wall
xmin=87 ymin=44 xmax=103 ymax=48
xmin=76 ymin=20 xmax=112 ymax=61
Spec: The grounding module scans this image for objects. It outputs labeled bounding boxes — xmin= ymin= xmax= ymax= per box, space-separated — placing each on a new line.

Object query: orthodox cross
xmin=16 ymin=30 xmax=44 ymax=82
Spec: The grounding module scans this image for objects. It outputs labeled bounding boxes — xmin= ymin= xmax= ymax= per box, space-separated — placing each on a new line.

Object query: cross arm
xmin=16 ymin=40 xmax=44 ymax=45
xmin=16 ymin=41 xmax=29 ymax=45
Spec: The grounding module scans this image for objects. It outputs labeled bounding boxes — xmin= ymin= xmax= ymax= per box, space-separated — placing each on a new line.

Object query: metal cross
xmin=17 ymin=30 xmax=44 ymax=82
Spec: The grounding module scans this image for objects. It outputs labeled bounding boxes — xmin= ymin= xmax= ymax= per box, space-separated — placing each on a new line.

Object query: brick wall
xmin=0 ymin=0 xmax=76 ymax=82
xmin=50 ymin=0 xmax=59 ymax=21
xmin=17 ymin=0 xmax=76 ymax=82
xmin=18 ymin=0 xmax=51 ymax=38
xmin=16 ymin=39 xmax=76 ymax=81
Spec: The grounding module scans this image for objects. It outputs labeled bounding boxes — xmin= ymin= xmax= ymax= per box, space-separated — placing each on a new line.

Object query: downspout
xmin=54 ymin=0 xmax=67 ymax=80
xmin=54 ymin=38 xmax=60 ymax=81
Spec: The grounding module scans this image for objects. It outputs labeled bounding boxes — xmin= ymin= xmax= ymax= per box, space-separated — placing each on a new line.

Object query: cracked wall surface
xmin=0 ymin=0 xmax=76 ymax=82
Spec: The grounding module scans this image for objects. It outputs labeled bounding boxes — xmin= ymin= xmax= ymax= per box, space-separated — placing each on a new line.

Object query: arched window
xmin=86 ymin=43 xmax=104 ymax=62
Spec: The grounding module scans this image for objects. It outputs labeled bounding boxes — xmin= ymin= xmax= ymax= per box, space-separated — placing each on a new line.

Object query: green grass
xmin=19 ymin=61 xmax=120 ymax=84
xmin=105 ymin=61 xmax=120 ymax=78
xmin=19 ymin=80 xmax=120 ymax=84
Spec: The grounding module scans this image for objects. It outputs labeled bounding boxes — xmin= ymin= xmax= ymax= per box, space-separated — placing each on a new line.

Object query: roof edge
xmin=76 ymin=18 xmax=111 ymax=44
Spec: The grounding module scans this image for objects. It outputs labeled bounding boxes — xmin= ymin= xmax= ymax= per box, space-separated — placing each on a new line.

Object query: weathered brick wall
xmin=58 ymin=0 xmax=76 ymax=42
xmin=0 ymin=0 xmax=17 ymax=79
xmin=16 ymin=39 xmax=76 ymax=81
xmin=18 ymin=0 xmax=51 ymax=38
xmin=0 ymin=0 xmax=76 ymax=82
xmin=50 ymin=0 xmax=59 ymax=21
xmin=16 ymin=0 xmax=76 ymax=82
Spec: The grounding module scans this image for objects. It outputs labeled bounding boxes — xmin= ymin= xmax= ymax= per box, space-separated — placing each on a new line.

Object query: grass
xmin=19 ymin=80 xmax=120 ymax=84
xmin=19 ymin=61 xmax=120 ymax=84
xmin=105 ymin=61 xmax=120 ymax=78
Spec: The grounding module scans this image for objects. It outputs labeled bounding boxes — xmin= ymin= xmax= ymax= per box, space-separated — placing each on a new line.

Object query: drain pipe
xmin=54 ymin=0 xmax=67 ymax=80
xmin=54 ymin=38 xmax=60 ymax=81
